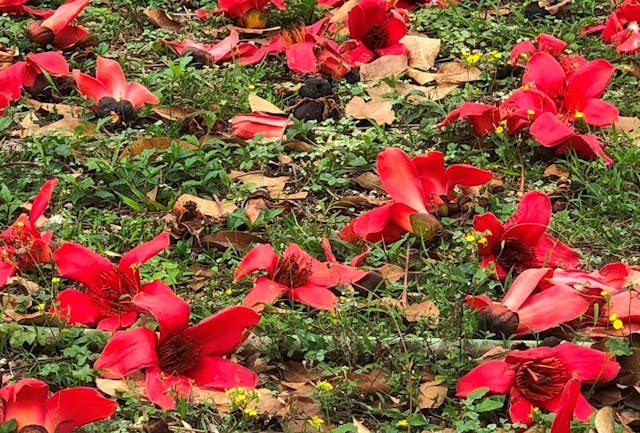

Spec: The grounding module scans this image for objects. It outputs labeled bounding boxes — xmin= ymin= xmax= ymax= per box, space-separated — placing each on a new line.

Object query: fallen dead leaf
xmin=345 ymin=96 xmax=394 ymax=126
xmin=6 ymin=276 xmax=41 ymax=295
xmin=231 ymin=171 xmax=307 ymax=199
xmin=614 ymin=116 xmax=640 ymax=133
xmin=153 ymin=105 xmax=198 ymax=121
xmin=329 ymin=0 xmax=359 ymax=25
xmin=201 ymin=230 xmax=265 ymax=251
xmin=19 ymin=115 xmax=97 ymax=137
xmin=400 ymin=35 xmax=441 ymax=71
xmin=352 ymin=418 xmax=371 ymax=433
xmin=407 ymin=61 xmax=481 ymax=85
xmin=376 ymin=263 xmax=405 ymax=283
xmin=119 ymin=137 xmax=199 ymax=159
xmin=481 ymin=5 xmax=510 ymax=18
xmin=417 ymin=380 xmax=447 ymax=409
xmin=173 ymin=194 xmax=237 ymax=218
xmin=594 ymin=406 xmax=618 ymax=433
xmin=227 ymin=24 xmax=281 ymax=34
xmin=543 ymin=164 xmax=570 ymax=178
xmin=248 ymin=93 xmax=285 ymax=114
xmin=403 ymin=300 xmax=439 ymax=325
xmin=144 ymin=8 xmax=182 ymax=31
xmin=352 ymin=172 xmax=384 ymax=193
xmin=283 ymin=140 xmax=313 ymax=153
xmin=359 ymin=54 xmax=408 ymax=83
xmin=27 ymin=99 xmax=84 ymax=117
xmin=347 ymin=370 xmax=391 ymax=395
xmin=367 ymin=81 xmax=456 ymax=104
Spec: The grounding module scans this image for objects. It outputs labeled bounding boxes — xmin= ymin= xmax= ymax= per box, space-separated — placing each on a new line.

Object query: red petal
xmin=96 ymin=311 xmax=138 ymax=332
xmin=95 ymin=56 xmax=127 ymax=101
xmin=52 ymin=25 xmax=88 ymax=49
xmin=144 ymin=366 xmax=191 ymax=410
xmin=26 ymin=52 xmax=68 ymax=80
xmin=45 ymin=387 xmax=118 ymax=433
xmin=206 ymin=30 xmax=240 ymax=61
xmin=119 ymin=232 xmax=169 ymax=282
xmin=230 ymin=112 xmax=291 ymax=139
xmin=465 ymin=294 xmax=493 ymax=310
xmin=94 ymin=327 xmax=159 ymax=378
xmin=522 ymin=52 xmax=565 ymax=99
xmin=456 ymin=360 xmax=514 ymax=397
xmin=582 ymin=99 xmax=618 ymax=126
xmin=348 ymin=0 xmax=385 ymax=41
xmin=243 ymin=277 xmax=286 ymax=307
xmin=553 ymin=342 xmax=620 ymax=383
xmin=502 ymin=267 xmax=553 ymax=311
xmin=134 ymin=280 xmax=190 ymax=339
xmin=530 ymin=112 xmax=577 ymax=147
xmin=286 ymin=42 xmax=318 ymax=74
xmin=0 ymin=260 xmax=17 ymax=288
xmin=234 ymin=243 xmax=279 ymax=281
xmin=473 ymin=212 xmax=505 ymax=253
xmin=549 ymin=378 xmax=580 ymax=433
xmin=568 ymin=134 xmax=613 ymax=165
xmin=509 ymin=40 xmax=536 ymax=65
xmin=0 ymin=61 xmax=26 ymax=101
xmin=54 ymin=288 xmax=100 ymax=326
xmin=0 ymin=378 xmax=48 ymax=430
xmin=186 ymin=356 xmax=258 ymax=389
xmin=530 ymin=234 xmax=580 ymax=269
xmin=290 ymin=284 xmax=338 ymax=310
xmin=124 ymin=82 xmax=159 ymax=110
xmin=184 ymin=305 xmax=260 ymax=357
xmin=41 ymin=0 xmax=89 ymax=32
xmin=29 ymin=179 xmax=57 ymax=226
xmin=72 ymin=69 xmax=109 ymax=107
xmin=382 ymin=15 xmax=408 ymax=46
xmin=412 ymin=151 xmax=447 ymax=199
xmin=445 ymin=164 xmax=493 ymax=195
xmin=509 ymin=386 xmax=534 ymax=425
xmin=536 ymin=33 xmax=567 ymax=56
xmin=377 ymin=147 xmax=427 ymax=213
xmin=271 ymin=0 xmax=285 ymax=10
xmin=55 ymin=242 xmax=115 ymax=288
xmin=564 ymin=59 xmax=614 ymax=111
xmin=503 ymin=191 xmax=551 ymax=243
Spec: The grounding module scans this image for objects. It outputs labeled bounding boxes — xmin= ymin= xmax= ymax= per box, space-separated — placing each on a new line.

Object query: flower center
xmin=495 ymin=237 xmax=536 ymax=274
xmin=629 ymin=21 xmax=639 ymax=33
xmin=87 ymin=267 xmax=139 ymax=317
xmin=272 ymin=254 xmax=312 ymax=288
xmin=18 ymin=426 xmax=48 ymax=433
xmin=157 ymin=333 xmax=201 ymax=375
xmin=281 ymin=23 xmax=308 ymax=46
xmin=362 ymin=25 xmax=388 ymax=50
xmin=514 ymin=356 xmax=570 ymax=403
xmin=97 ymin=96 xmax=135 ymax=123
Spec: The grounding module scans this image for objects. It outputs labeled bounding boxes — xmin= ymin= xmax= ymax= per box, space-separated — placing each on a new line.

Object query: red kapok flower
xmin=23 ymin=51 xmax=69 ymax=89
xmin=456 ymin=342 xmax=620 ymax=426
xmin=583 ymin=0 xmax=640 ymax=54
xmin=0 ymin=61 xmax=26 ymax=116
xmin=509 ymin=33 xmax=567 ymax=66
xmin=0 ymin=0 xmax=44 ymax=14
xmin=163 ymin=30 xmax=259 ymax=66
xmin=94 ymin=297 xmax=260 ymax=409
xmin=230 ymin=112 xmax=292 ymax=140
xmin=234 ymin=243 xmax=365 ymax=310
xmin=550 ymin=378 xmax=581 ymax=433
xmin=53 ymin=232 xmax=173 ymax=331
xmin=72 ymin=56 xmax=159 ymax=122
xmin=0 ymin=378 xmax=117 ymax=433
xmin=217 ymin=0 xmax=284 ymax=28
xmin=395 ymin=0 xmax=458 ymax=11
xmin=473 ymin=191 xmax=579 ymax=279
xmin=340 ymin=147 xmax=492 ymax=243
xmin=0 ymin=179 xmax=57 ymax=289
xmin=344 ymin=0 xmax=409 ymax=63
xmin=26 ymin=0 xmax=90 ymax=48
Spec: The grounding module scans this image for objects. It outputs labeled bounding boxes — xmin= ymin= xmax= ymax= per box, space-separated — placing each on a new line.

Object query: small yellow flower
xmin=243 ymin=408 xmax=257 ymax=417
xmin=248 ymin=84 xmax=256 ymax=90
xmin=478 ymin=237 xmax=488 ymax=246
xmin=52 ymin=277 xmax=61 ymax=284
xmin=526 ymin=108 xmax=535 ymax=116
xmin=489 ymin=50 xmax=502 ymax=59
xmin=396 ymin=419 xmax=409 ymax=427
xmin=225 ymin=288 xmax=233 ymax=295
xmin=601 ymin=290 xmax=610 ymax=298
xmin=613 ymin=319 xmax=624 ymax=330
xmin=575 ymin=111 xmax=584 ymax=119
xmin=16 ymin=221 xmax=24 ymax=228
xmin=37 ymin=303 xmax=46 ymax=311
xmin=529 ymin=406 xmax=540 ymax=419
xmin=331 ymin=318 xmax=338 ymax=325
xmin=465 ymin=234 xmax=476 ymax=243
xmin=463 ymin=52 xmax=481 ymax=64
xmin=315 ymin=381 xmax=334 ymax=393
xmin=499 ymin=119 xmax=508 ymax=126
xmin=609 ymin=313 xmax=618 ymax=322
xmin=308 ymin=416 xmax=325 ymax=430
xmin=494 ymin=126 xmax=504 ymax=134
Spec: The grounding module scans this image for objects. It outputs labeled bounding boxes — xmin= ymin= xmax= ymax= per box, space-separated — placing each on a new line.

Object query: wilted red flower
xmin=73 ymin=56 xmax=159 ymax=122
xmin=582 ymin=0 xmax=640 ymax=54
xmin=340 ymin=148 xmax=492 ymax=243
xmin=0 ymin=61 xmax=25 ymax=116
xmin=26 ymin=0 xmax=90 ymax=48
xmin=23 ymin=51 xmax=69 ymax=90
xmin=456 ymin=343 xmax=620 ymax=426
xmin=0 ymin=179 xmax=57 ymax=289
xmin=473 ymin=191 xmax=579 ymax=279
xmin=509 ymin=33 xmax=567 ymax=66
xmin=95 ymin=297 xmax=260 ymax=409
xmin=234 ymin=243 xmax=366 ymax=310
xmin=53 ymin=232 xmax=173 ymax=331
xmin=164 ymin=30 xmax=259 ymax=66
xmin=0 ymin=378 xmax=117 ymax=433
xmin=395 ymin=0 xmax=458 ymax=11
xmin=218 ymin=0 xmax=284 ymax=28
xmin=344 ymin=0 xmax=409 ymax=63
xmin=230 ymin=112 xmax=292 ymax=140
xmin=0 ymin=0 xmax=44 ymax=14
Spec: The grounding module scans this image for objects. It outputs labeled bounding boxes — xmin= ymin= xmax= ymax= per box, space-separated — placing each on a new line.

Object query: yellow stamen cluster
xmin=600 ymin=290 xmax=610 ymax=300
xmin=16 ymin=221 xmax=24 ymax=228
xmin=574 ymin=111 xmax=584 ymax=119
xmin=526 ymin=108 xmax=535 ymax=116
xmin=465 ymin=230 xmax=491 ymax=246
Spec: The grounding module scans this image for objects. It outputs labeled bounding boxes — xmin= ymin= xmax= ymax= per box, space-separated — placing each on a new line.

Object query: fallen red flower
xmin=0 ymin=378 xmax=117 ymax=433
xmin=0 ymin=0 xmax=44 ymax=14
xmin=395 ymin=0 xmax=458 ymax=11
xmin=340 ymin=147 xmax=492 ymax=243
xmin=230 ymin=112 xmax=292 ymax=140
xmin=73 ymin=56 xmax=159 ymax=121
xmin=94 ymin=297 xmax=260 ymax=409
xmin=473 ymin=190 xmax=579 ymax=279
xmin=218 ymin=0 xmax=284 ymax=28
xmin=550 ymin=377 xmax=581 ymax=433
xmin=53 ymin=232 xmax=174 ymax=331
xmin=582 ymin=0 xmax=640 ymax=54
xmin=456 ymin=342 xmax=619 ymax=426
xmin=23 ymin=51 xmax=69 ymax=89
xmin=510 ymin=33 xmax=567 ymax=66
xmin=235 ymin=243 xmax=365 ymax=310
xmin=0 ymin=61 xmax=25 ymax=116
xmin=344 ymin=0 xmax=409 ymax=63
xmin=26 ymin=0 xmax=90 ymax=48
xmin=0 ymin=179 xmax=57 ymax=289
xmin=164 ymin=30 xmax=259 ymax=66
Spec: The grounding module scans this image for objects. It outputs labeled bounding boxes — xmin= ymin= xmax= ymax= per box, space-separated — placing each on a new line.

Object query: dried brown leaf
xmin=352 ymin=418 xmax=372 ymax=433
xmin=595 ymin=406 xmax=618 ymax=433
xmin=403 ymin=300 xmax=439 ymax=325
xmin=345 ymin=96 xmax=394 ymax=126
xmin=400 ymin=35 xmax=441 ymax=71
xmin=153 ymin=105 xmax=198 ymax=121
xmin=376 ymin=263 xmax=405 ymax=283
xmin=359 ymin=55 xmax=408 ymax=83
xmin=352 ymin=172 xmax=384 ymax=193
xmin=543 ymin=164 xmax=570 ymax=178
xmin=347 ymin=370 xmax=391 ymax=395
xmin=144 ymin=8 xmax=182 ymax=31
xmin=614 ymin=116 xmax=640 ymax=133
xmin=173 ymin=194 xmax=237 ymax=218
xmin=248 ymin=93 xmax=285 ymax=114
xmin=120 ymin=137 xmax=198 ymax=159
xmin=417 ymin=380 xmax=447 ymax=409
xmin=201 ymin=230 xmax=265 ymax=251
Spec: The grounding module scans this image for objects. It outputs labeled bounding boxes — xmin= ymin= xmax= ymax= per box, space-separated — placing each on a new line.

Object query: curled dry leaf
xmin=153 ymin=105 xmax=198 ymax=121
xmin=352 ymin=172 xmax=384 ymax=193
xmin=359 ymin=54 xmax=408 ymax=84
xmin=399 ymin=35 xmax=441 ymax=72
xmin=345 ymin=96 xmax=394 ymax=126
xmin=407 ymin=61 xmax=481 ymax=85
xmin=144 ymin=9 xmax=182 ymax=31
xmin=119 ymin=137 xmax=199 ymax=159
xmin=201 ymin=230 xmax=265 ymax=251
xmin=346 ymin=369 xmax=391 ymax=395
xmin=173 ymin=193 xmax=237 ymax=218
xmin=248 ymin=93 xmax=285 ymax=114
xmin=352 ymin=418 xmax=372 ymax=433
xmin=543 ymin=164 xmax=570 ymax=178
xmin=231 ymin=171 xmax=307 ymax=199
xmin=18 ymin=115 xmax=97 ymax=138
xmin=613 ymin=116 xmax=640 ymax=133
xmin=594 ymin=406 xmax=618 ymax=433
xmin=403 ymin=300 xmax=439 ymax=325
xmin=418 ymin=379 xmax=447 ymax=409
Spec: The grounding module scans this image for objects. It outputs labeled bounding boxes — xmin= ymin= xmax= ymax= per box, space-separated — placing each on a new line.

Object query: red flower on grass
xmin=53 ymin=232 xmax=173 ymax=331
xmin=164 ymin=30 xmax=258 ymax=66
xmin=73 ymin=56 xmax=159 ymax=122
xmin=0 ymin=0 xmax=44 ymax=15
xmin=473 ymin=191 xmax=579 ymax=279
xmin=582 ymin=0 xmax=640 ymax=54
xmin=0 ymin=179 xmax=57 ymax=289
xmin=344 ymin=0 xmax=409 ymax=63
xmin=218 ymin=0 xmax=284 ymax=28
xmin=340 ymin=147 xmax=492 ymax=243
xmin=0 ymin=378 xmax=117 ymax=433
xmin=456 ymin=342 xmax=620 ymax=426
xmin=230 ymin=112 xmax=292 ymax=140
xmin=23 ymin=51 xmax=69 ymax=90
xmin=510 ymin=33 xmax=567 ymax=66
xmin=0 ymin=61 xmax=26 ymax=116
xmin=94 ymin=296 xmax=260 ymax=409
xmin=395 ymin=0 xmax=458 ymax=11
xmin=26 ymin=0 xmax=90 ymax=48
xmin=234 ymin=243 xmax=366 ymax=310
